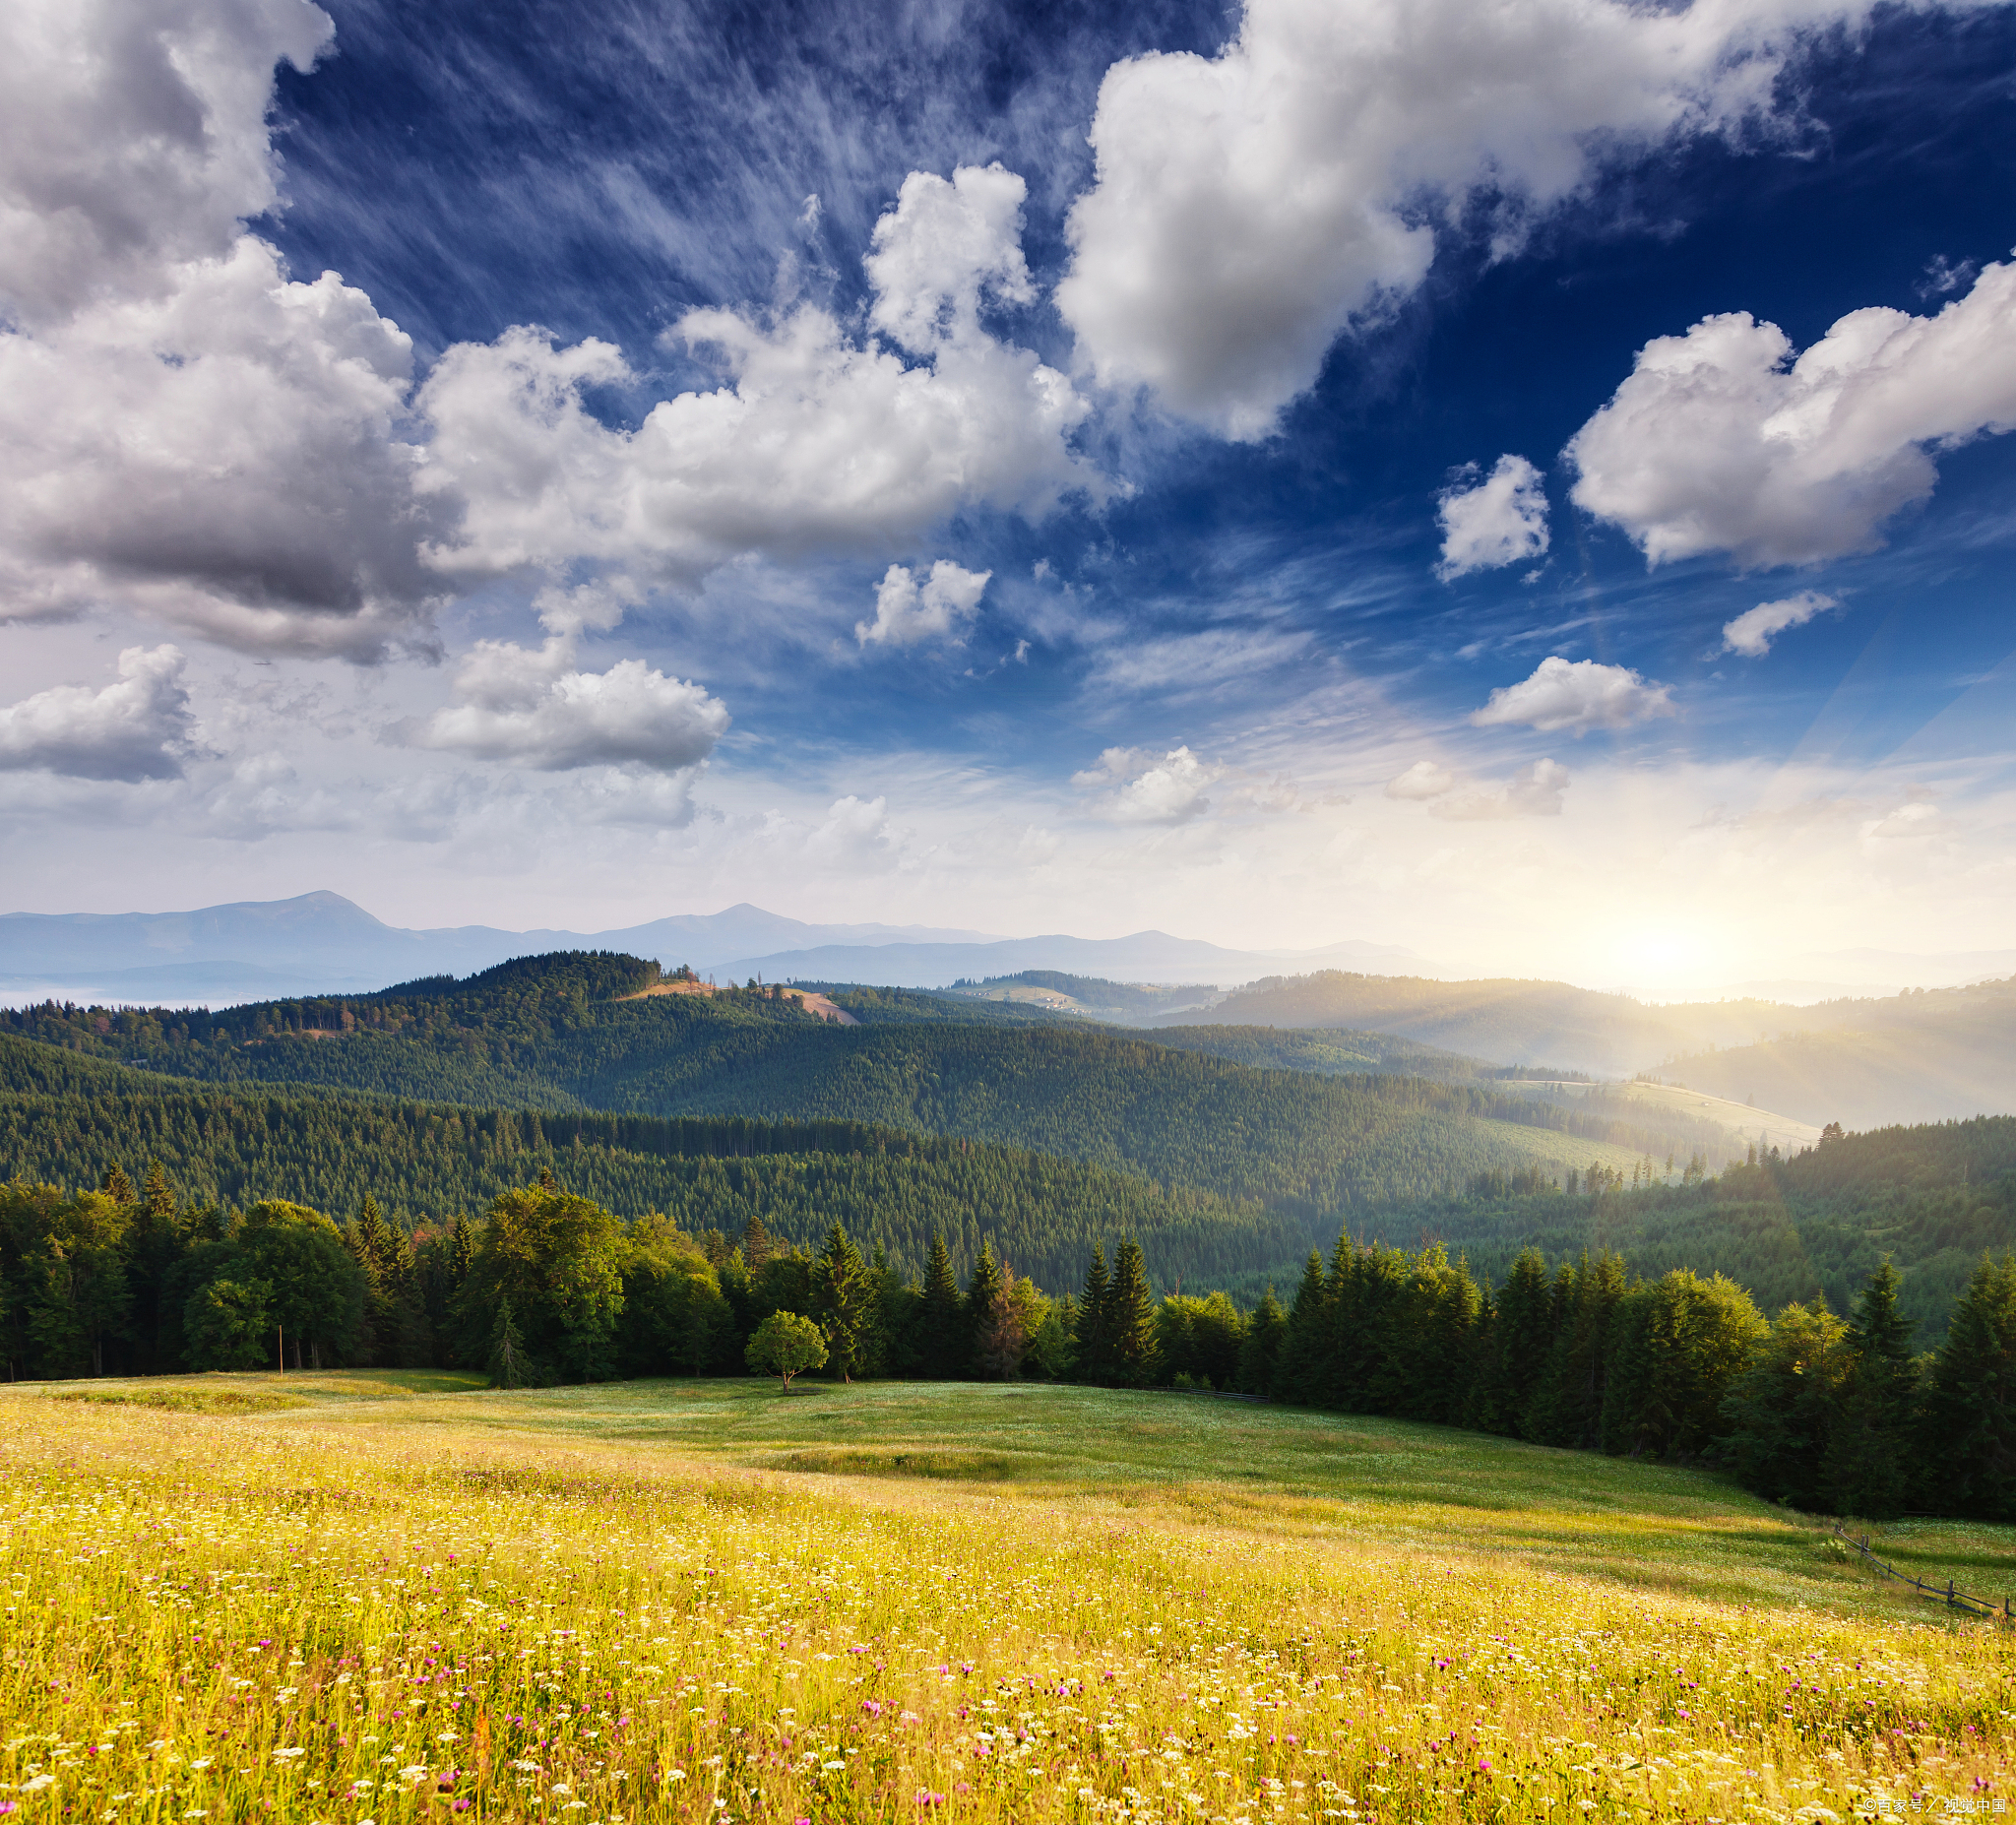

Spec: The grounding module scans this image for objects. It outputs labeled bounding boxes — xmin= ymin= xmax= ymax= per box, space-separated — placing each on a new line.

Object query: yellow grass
xmin=1 ymin=1374 xmax=2009 ymax=1824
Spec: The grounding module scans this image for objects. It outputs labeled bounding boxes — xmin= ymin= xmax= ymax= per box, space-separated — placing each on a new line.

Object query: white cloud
xmin=0 ymin=236 xmax=432 ymax=660
xmin=1385 ymin=759 xmax=1457 ymax=800
xmin=1436 ymin=455 xmax=1549 ymax=580
xmin=1385 ymin=754 xmax=1570 ymax=819
xmin=0 ymin=0 xmax=333 ymax=327
xmin=1567 ymin=259 xmax=2016 ymax=566
xmin=0 ymin=645 xmax=198 ymax=781
xmin=418 ymin=169 xmax=1101 ymax=587
xmin=407 ymin=636 xmax=729 ymax=774
xmin=1472 ymin=656 xmax=1673 ymax=736
xmin=1722 ymin=590 xmax=1838 ymax=658
xmin=1075 ymin=744 xmax=1222 ymax=824
xmin=864 ymin=164 xmax=1035 ymax=353
xmin=1429 ymin=758 xmax=1571 ymax=821
xmin=2 ymin=7 xmax=1100 ymax=665
xmin=855 ymin=560 xmax=991 ymax=648
xmin=1055 ymin=0 xmax=1904 ymax=439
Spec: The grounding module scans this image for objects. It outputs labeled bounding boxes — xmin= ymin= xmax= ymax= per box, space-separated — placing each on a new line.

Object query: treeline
xmin=1272 ymin=1120 xmax=2016 ymax=1346
xmin=8 ymin=1163 xmax=2009 ymax=1526
xmin=0 ymin=952 xmax=1724 ymax=1209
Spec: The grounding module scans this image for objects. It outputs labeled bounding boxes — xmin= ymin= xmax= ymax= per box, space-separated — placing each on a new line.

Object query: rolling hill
xmin=0 ymin=952 xmax=1708 ymax=1218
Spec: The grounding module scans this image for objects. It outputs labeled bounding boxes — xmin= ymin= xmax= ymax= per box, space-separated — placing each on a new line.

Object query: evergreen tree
xmin=743 ymin=1213 xmax=774 ymax=1274
xmin=125 ymin=1162 xmax=185 ymax=1372
xmin=815 ymin=1221 xmax=875 ymax=1382
xmin=1076 ymin=1244 xmax=1113 ymax=1385
xmin=1107 ymin=1237 xmax=1156 ymax=1388
xmin=99 ymin=1164 xmax=135 ymax=1207
xmin=1236 ymin=1287 xmax=1286 ymax=1396
xmin=487 ymin=1296 xmax=534 ymax=1389
xmin=1921 ymin=1253 xmax=2016 ymax=1522
xmin=1822 ymin=1261 xmax=1922 ymax=1519
xmin=1528 ymin=1253 xmax=1626 ymax=1449
xmin=1493 ymin=1247 xmax=1557 ymax=1437
xmin=919 ymin=1230 xmax=963 ymax=1379
xmin=1273 ymin=1250 xmax=1329 ymax=1405
xmin=976 ymin=1259 xmax=1029 ymax=1380
xmin=963 ymin=1242 xmax=1003 ymax=1377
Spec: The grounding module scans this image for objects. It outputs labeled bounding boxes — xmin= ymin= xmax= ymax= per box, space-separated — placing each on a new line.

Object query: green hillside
xmin=1658 ymin=979 xmax=2016 ymax=1126
xmin=0 ymin=1035 xmax=1291 ymax=1290
xmin=1228 ymin=1116 xmax=2016 ymax=1345
xmin=0 ymin=954 xmax=1714 ymax=1213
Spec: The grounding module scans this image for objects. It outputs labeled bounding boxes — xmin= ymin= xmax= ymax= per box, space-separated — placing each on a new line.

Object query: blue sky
xmin=1 ymin=0 xmax=2013 ymax=992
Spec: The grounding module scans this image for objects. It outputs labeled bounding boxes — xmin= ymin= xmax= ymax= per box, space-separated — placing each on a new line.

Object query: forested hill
xmin=0 ymin=1035 xmax=1295 ymax=1290
xmin=2 ymin=957 xmax=1720 ymax=1213
xmin=1259 ymin=1116 xmax=2016 ymax=1347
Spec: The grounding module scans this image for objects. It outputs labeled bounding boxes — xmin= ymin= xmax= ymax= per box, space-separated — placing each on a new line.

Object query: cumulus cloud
xmin=1384 ymin=755 xmax=1569 ymax=819
xmin=1722 ymin=590 xmax=1837 ymax=658
xmin=1436 ymin=455 xmax=1549 ymax=580
xmin=1056 ymin=0 xmax=1903 ymax=438
xmin=406 ymin=634 xmax=729 ymax=774
xmin=1567 ymin=259 xmax=2016 ymax=566
xmin=418 ymin=167 xmax=1101 ymax=586
xmin=0 ymin=237 xmax=432 ymax=659
xmin=2 ymin=8 xmax=1099 ymax=664
xmin=1075 ymin=744 xmax=1222 ymax=824
xmin=0 ymin=645 xmax=198 ymax=781
xmin=0 ymin=0 xmax=332 ymax=326
xmin=1385 ymin=759 xmax=1457 ymax=801
xmin=855 ymin=560 xmax=992 ymax=648
xmin=864 ymin=164 xmax=1035 ymax=353
xmin=1472 ymin=656 xmax=1673 ymax=736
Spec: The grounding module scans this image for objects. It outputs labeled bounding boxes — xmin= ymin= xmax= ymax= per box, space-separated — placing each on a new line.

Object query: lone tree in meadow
xmin=746 ymin=1309 xmax=828 ymax=1394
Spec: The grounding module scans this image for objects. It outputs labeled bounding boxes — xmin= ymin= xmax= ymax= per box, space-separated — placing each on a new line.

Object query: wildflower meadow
xmin=1 ymin=1373 xmax=2008 ymax=1823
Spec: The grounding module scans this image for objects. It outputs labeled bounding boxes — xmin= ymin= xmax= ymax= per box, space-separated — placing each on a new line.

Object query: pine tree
xmin=963 ymin=1242 xmax=1003 ymax=1378
xmin=1236 ymin=1287 xmax=1286 ymax=1396
xmin=815 ymin=1222 xmax=874 ymax=1382
xmin=99 ymin=1164 xmax=135 ymax=1207
xmin=488 ymin=1296 xmax=533 ymax=1389
xmin=743 ymin=1214 xmax=774 ymax=1274
xmin=1493 ymin=1247 xmax=1556 ymax=1437
xmin=1076 ymin=1244 xmax=1112 ymax=1385
xmin=919 ymin=1231 xmax=963 ymax=1379
xmin=1921 ymin=1254 xmax=2016 ymax=1521
xmin=1274 ymin=1250 xmax=1329 ymax=1404
xmin=1107 ymin=1238 xmax=1156 ymax=1388
xmin=1822 ymin=1260 xmax=1920 ymax=1518
xmin=976 ymin=1260 xmax=1028 ymax=1380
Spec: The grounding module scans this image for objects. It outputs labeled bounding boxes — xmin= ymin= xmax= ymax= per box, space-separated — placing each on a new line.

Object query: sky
xmin=2 ymin=0 xmax=2015 ymax=996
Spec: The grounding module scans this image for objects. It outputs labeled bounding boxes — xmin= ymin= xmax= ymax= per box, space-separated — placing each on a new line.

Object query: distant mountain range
xmin=0 ymin=891 xmax=1427 ymax=1007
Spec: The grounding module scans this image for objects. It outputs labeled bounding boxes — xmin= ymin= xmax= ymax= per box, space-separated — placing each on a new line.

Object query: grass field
xmin=2 ymin=1373 xmax=2009 ymax=1824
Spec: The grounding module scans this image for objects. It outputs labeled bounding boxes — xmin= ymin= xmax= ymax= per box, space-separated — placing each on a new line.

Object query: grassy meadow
xmin=2 ymin=1373 xmax=2010 ymax=1824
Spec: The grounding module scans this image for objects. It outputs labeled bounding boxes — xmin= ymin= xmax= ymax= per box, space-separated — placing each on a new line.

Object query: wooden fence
xmin=1832 ymin=1526 xmax=2012 ymax=1621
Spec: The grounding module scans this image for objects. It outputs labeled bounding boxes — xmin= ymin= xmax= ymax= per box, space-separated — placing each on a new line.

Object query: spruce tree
xmin=1274 ymin=1250 xmax=1329 ymax=1405
xmin=815 ymin=1221 xmax=874 ymax=1382
xmin=1494 ymin=1247 xmax=1556 ymax=1436
xmin=1107 ymin=1238 xmax=1156 ymax=1388
xmin=919 ymin=1230 xmax=963 ymax=1379
xmin=743 ymin=1214 xmax=774 ymax=1274
xmin=1822 ymin=1260 xmax=1920 ymax=1518
xmin=1920 ymin=1253 xmax=2016 ymax=1521
xmin=976 ymin=1261 xmax=1029 ymax=1380
xmin=99 ymin=1164 xmax=135 ymax=1207
xmin=1076 ymin=1244 xmax=1112 ymax=1385
xmin=487 ymin=1296 xmax=533 ymax=1389
xmin=963 ymin=1242 xmax=1003 ymax=1377
xmin=1236 ymin=1287 xmax=1286 ymax=1395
